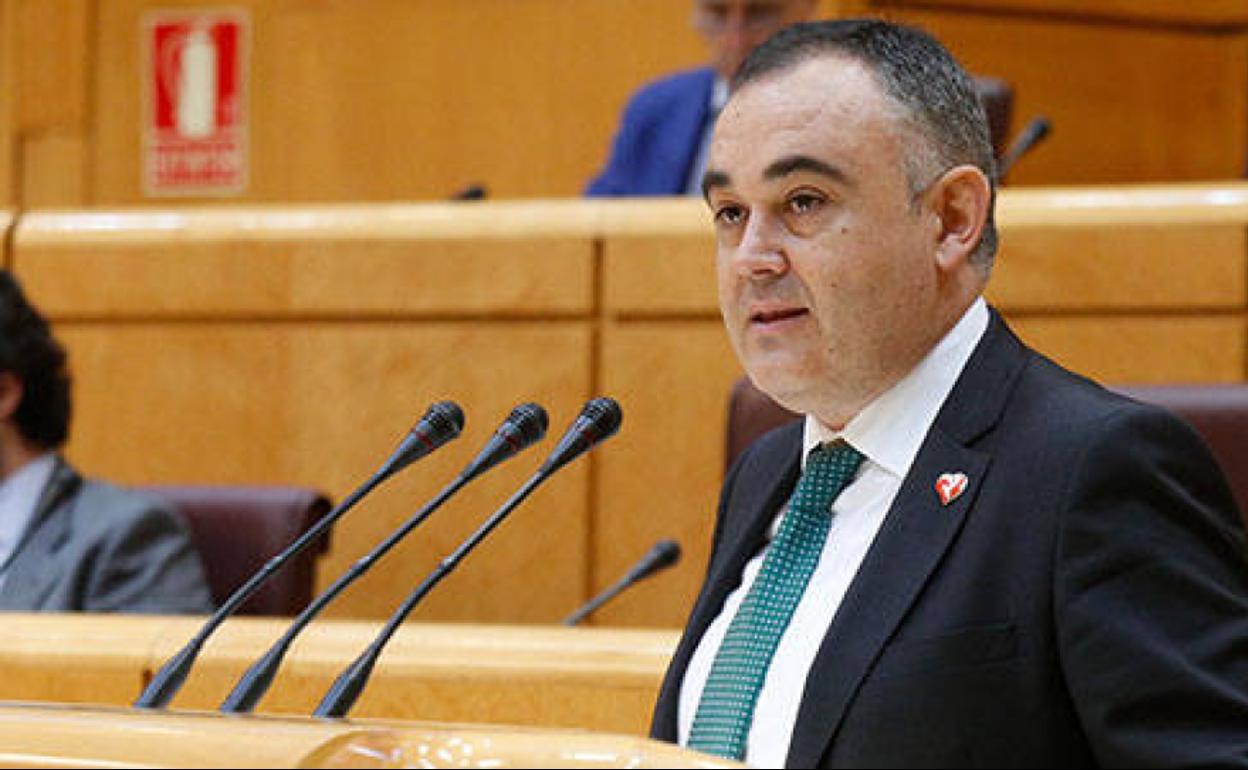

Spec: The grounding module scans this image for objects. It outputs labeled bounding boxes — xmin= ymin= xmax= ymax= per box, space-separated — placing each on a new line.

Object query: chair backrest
xmin=972 ymin=75 xmax=1014 ymax=160
xmin=136 ymin=485 xmax=333 ymax=616
xmin=724 ymin=376 xmax=1248 ymax=523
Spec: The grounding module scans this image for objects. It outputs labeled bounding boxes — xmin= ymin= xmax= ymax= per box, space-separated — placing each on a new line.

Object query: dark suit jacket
xmin=0 ymin=458 xmax=214 ymax=614
xmin=585 ymin=67 xmax=716 ymax=197
xmin=653 ymin=311 xmax=1248 ymax=767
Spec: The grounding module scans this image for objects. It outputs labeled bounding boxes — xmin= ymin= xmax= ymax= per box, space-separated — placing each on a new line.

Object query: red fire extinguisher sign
xmin=142 ymin=9 xmax=249 ymax=196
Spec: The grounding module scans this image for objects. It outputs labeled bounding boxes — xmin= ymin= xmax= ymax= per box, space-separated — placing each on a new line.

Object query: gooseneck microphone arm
xmin=312 ymin=397 xmax=623 ymax=719
xmin=219 ymin=404 xmax=549 ymax=713
xmin=563 ymin=539 xmax=681 ymax=626
xmin=998 ymin=115 xmax=1052 ymax=179
xmin=133 ymin=401 xmax=465 ymax=710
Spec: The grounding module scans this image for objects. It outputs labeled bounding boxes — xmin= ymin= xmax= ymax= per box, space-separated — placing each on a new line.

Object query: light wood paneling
xmin=597 ymin=322 xmax=741 ymax=628
xmin=990 ymin=223 xmax=1245 ymax=311
xmin=0 ymin=613 xmax=677 ymax=737
xmin=0 ymin=701 xmax=734 ymax=769
xmin=1009 ymin=315 xmax=1247 ymax=385
xmin=873 ymin=0 xmax=1248 ymax=27
xmin=149 ymin=616 xmax=675 ymax=732
xmin=867 ymin=1 xmax=1248 ymax=184
xmin=53 ymin=322 xmax=593 ymax=623
xmin=15 ymin=201 xmax=597 ymax=317
xmin=18 ymin=130 xmax=87 ymax=207
xmin=13 ymin=0 xmax=91 ymax=206
xmin=0 ymin=0 xmax=15 ymax=208
xmin=6 ymin=0 xmax=1246 ymax=206
xmin=90 ymin=0 xmax=709 ymax=204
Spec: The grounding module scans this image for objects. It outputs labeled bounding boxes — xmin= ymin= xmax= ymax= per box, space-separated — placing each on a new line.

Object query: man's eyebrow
xmin=701 ymin=169 xmax=731 ymax=200
xmin=763 ymin=155 xmax=851 ymax=186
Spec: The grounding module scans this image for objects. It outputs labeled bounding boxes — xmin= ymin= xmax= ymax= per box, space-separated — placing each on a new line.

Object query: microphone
xmin=562 ymin=539 xmax=681 ymax=626
xmin=133 ymin=401 xmax=464 ymax=710
xmin=312 ymin=396 xmax=623 ymax=718
xmin=450 ymin=183 xmax=487 ymax=200
xmin=998 ymin=115 xmax=1052 ymax=179
xmin=218 ymin=403 xmax=548 ymax=713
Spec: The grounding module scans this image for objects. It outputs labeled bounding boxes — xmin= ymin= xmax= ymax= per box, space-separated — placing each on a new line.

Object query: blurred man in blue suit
xmin=586 ymin=0 xmax=816 ymax=197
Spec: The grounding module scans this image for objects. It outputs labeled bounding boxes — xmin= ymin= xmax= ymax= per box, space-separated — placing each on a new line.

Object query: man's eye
xmin=714 ymin=205 xmax=745 ymax=226
xmin=788 ymin=193 xmax=823 ymax=214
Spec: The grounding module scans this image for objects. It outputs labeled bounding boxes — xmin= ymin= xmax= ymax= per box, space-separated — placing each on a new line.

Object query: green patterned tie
xmin=687 ymin=441 xmax=864 ymax=760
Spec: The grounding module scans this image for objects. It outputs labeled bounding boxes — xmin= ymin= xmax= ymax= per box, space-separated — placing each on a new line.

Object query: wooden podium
xmin=0 ymin=613 xmax=737 ymax=767
xmin=0 ymin=701 xmax=739 ymax=768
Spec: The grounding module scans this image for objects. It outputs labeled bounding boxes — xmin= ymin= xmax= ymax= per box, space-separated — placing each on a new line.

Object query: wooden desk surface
xmin=0 ymin=701 xmax=740 ymax=769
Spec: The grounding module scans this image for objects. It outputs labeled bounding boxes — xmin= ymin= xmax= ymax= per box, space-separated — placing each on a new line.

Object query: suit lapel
xmin=786 ymin=311 xmax=1030 ymax=767
xmin=0 ymin=457 xmax=81 ymax=608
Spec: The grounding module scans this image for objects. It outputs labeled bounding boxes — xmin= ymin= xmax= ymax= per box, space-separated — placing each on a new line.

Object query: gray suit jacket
xmin=0 ymin=458 xmax=214 ymax=614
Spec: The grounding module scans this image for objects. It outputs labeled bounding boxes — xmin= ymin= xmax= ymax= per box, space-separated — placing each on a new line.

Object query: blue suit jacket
xmin=585 ymin=67 xmax=717 ymax=197
xmin=653 ymin=310 xmax=1248 ymax=766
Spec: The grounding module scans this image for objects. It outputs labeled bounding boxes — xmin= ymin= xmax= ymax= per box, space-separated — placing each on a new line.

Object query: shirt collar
xmin=710 ymin=77 xmax=729 ymax=112
xmin=802 ymin=297 xmax=989 ymax=477
xmin=0 ymin=452 xmax=57 ymax=549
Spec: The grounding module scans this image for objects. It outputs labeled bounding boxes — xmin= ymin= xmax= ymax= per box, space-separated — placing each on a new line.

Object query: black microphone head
xmin=505 ymin=402 xmax=549 ymax=448
xmin=580 ymin=396 xmax=623 ymax=440
xmin=383 ymin=400 xmax=465 ymax=478
xmin=424 ymin=400 xmax=466 ymax=437
xmin=460 ymin=402 xmax=549 ymax=480
xmin=540 ymin=396 xmax=623 ymax=475
xmin=651 ymin=539 xmax=681 ymax=570
xmin=1029 ymin=115 xmax=1052 ymax=141
xmin=630 ymin=539 xmax=681 ymax=582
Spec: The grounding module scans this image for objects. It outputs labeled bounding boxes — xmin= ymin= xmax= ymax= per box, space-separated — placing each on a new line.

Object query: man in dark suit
xmin=0 ymin=269 xmax=213 ymax=613
xmin=652 ymin=19 xmax=1248 ymax=767
xmin=585 ymin=0 xmax=815 ymax=196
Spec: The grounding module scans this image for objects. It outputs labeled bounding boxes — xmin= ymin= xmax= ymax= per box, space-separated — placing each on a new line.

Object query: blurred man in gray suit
xmin=0 ymin=269 xmax=212 ymax=613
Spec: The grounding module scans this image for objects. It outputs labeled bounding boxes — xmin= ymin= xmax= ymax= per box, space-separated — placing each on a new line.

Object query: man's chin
xmin=745 ymin=366 xmax=819 ymax=415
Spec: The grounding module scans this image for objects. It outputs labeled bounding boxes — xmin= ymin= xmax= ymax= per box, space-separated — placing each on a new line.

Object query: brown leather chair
xmin=725 ymin=375 xmax=1248 ymax=523
xmin=137 ymin=485 xmax=333 ymax=616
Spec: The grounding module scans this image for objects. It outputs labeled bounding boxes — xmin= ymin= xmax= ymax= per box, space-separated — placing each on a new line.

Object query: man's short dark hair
xmin=733 ymin=18 xmax=999 ymax=269
xmin=0 ymin=270 xmax=71 ymax=448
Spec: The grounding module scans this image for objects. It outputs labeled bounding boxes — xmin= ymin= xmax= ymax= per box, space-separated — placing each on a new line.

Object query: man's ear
xmin=0 ymin=372 xmax=23 ymax=422
xmin=928 ymin=164 xmax=992 ymax=272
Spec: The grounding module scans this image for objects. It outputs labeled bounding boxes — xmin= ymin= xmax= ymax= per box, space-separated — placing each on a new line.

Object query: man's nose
xmin=733 ymin=213 xmax=787 ymax=278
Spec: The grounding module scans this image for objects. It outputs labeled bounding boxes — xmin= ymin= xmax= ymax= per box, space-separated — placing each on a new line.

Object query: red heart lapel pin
xmin=935 ymin=472 xmax=969 ymax=506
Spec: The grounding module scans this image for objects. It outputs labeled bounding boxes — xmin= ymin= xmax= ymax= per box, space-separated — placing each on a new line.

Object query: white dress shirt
xmin=0 ymin=452 xmax=56 ymax=592
xmin=679 ymin=298 xmax=989 ymax=767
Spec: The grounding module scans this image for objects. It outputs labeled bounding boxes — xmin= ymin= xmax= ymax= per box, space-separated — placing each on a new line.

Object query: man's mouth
xmin=750 ymin=307 xmax=809 ymax=325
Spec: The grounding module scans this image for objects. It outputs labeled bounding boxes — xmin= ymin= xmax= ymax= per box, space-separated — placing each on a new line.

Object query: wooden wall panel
xmin=0 ymin=613 xmax=677 ymax=736
xmin=866 ymin=1 xmax=1248 ymax=184
xmin=16 ymin=204 xmax=596 ymax=318
xmin=6 ymin=1 xmax=1246 ymax=206
xmin=14 ymin=0 xmax=91 ymax=206
xmin=50 ymin=322 xmax=594 ymax=623
xmin=149 ymin=616 xmax=675 ymax=730
xmin=1009 ymin=316 xmax=1247 ymax=385
xmin=596 ymin=322 xmax=741 ymax=628
xmin=90 ymin=0 xmax=710 ymax=204
xmin=0 ymin=0 xmax=14 ymax=208
xmin=990 ymin=224 xmax=1245 ymax=311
